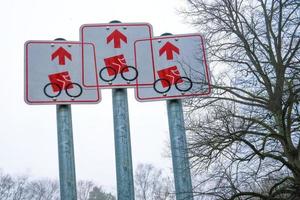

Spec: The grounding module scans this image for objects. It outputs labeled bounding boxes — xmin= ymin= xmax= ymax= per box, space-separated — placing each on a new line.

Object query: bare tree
xmin=11 ymin=176 xmax=28 ymax=200
xmin=180 ymin=0 xmax=300 ymax=199
xmin=134 ymin=163 xmax=175 ymax=200
xmin=0 ymin=171 xmax=29 ymax=200
xmin=77 ymin=180 xmax=95 ymax=200
xmin=88 ymin=186 xmax=116 ymax=200
xmin=26 ymin=179 xmax=59 ymax=200
xmin=0 ymin=170 xmax=118 ymax=200
xmin=0 ymin=172 xmax=15 ymax=200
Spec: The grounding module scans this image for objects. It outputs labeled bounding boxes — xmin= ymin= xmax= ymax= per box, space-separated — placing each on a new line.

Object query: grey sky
xmin=0 ymin=0 xmax=195 ymax=192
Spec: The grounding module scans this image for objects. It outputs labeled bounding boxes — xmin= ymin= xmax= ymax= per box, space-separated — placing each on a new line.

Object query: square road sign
xmin=80 ymin=22 xmax=153 ymax=88
xmin=134 ymin=34 xmax=211 ymax=102
xmin=24 ymin=40 xmax=101 ymax=105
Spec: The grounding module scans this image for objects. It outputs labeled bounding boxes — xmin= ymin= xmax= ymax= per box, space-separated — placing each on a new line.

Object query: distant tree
xmin=134 ymin=163 xmax=175 ymax=200
xmin=0 ymin=171 xmax=15 ymax=199
xmin=26 ymin=179 xmax=59 ymax=200
xmin=0 ymin=170 xmax=116 ymax=200
xmin=10 ymin=175 xmax=28 ymax=200
xmin=0 ymin=171 xmax=31 ymax=200
xmin=180 ymin=0 xmax=300 ymax=199
xmin=88 ymin=186 xmax=116 ymax=200
xmin=77 ymin=180 xmax=95 ymax=200
xmin=0 ymin=171 xmax=59 ymax=200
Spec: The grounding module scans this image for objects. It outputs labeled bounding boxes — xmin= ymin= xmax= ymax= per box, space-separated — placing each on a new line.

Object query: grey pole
xmin=54 ymin=38 xmax=77 ymax=200
xmin=167 ymin=99 xmax=193 ymax=200
xmin=112 ymin=89 xmax=135 ymax=200
xmin=109 ymin=20 xmax=135 ymax=200
xmin=56 ymin=104 xmax=77 ymax=200
xmin=161 ymin=32 xmax=193 ymax=200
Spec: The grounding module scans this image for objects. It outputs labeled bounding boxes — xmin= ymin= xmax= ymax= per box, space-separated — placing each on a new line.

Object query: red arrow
xmin=51 ymin=47 xmax=72 ymax=65
xmin=106 ymin=29 xmax=127 ymax=48
xmin=159 ymin=42 xmax=180 ymax=60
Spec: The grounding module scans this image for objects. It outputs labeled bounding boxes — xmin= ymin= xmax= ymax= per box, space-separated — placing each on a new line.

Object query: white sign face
xmin=80 ymin=22 xmax=153 ymax=88
xmin=24 ymin=41 xmax=101 ymax=105
xmin=134 ymin=34 xmax=211 ymax=102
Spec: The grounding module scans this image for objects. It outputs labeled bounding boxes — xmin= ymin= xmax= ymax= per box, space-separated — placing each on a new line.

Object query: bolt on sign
xmin=80 ymin=22 xmax=153 ymax=88
xmin=24 ymin=40 xmax=101 ymax=105
xmin=134 ymin=34 xmax=211 ymax=102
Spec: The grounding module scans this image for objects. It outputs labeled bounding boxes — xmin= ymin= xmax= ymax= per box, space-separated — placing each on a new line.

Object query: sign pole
xmin=54 ymin=38 xmax=77 ymax=200
xmin=167 ymin=99 xmax=193 ymax=200
xmin=112 ymin=88 xmax=135 ymax=200
xmin=161 ymin=31 xmax=193 ymax=200
xmin=109 ymin=19 xmax=135 ymax=200
xmin=56 ymin=104 xmax=77 ymax=200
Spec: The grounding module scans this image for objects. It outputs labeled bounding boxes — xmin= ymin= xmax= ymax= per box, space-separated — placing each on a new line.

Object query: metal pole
xmin=54 ymin=38 xmax=77 ymax=200
xmin=112 ymin=88 xmax=135 ymax=200
xmin=167 ymin=99 xmax=193 ymax=200
xmin=56 ymin=104 xmax=77 ymax=200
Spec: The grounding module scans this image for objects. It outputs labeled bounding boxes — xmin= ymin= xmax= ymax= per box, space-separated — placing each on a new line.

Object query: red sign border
xmin=134 ymin=34 xmax=212 ymax=102
xmin=80 ymin=22 xmax=154 ymax=88
xmin=24 ymin=40 xmax=101 ymax=105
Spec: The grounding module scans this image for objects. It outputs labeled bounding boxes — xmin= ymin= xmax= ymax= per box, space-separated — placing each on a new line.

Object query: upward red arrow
xmin=51 ymin=47 xmax=72 ymax=65
xmin=106 ymin=29 xmax=127 ymax=48
xmin=159 ymin=42 xmax=180 ymax=60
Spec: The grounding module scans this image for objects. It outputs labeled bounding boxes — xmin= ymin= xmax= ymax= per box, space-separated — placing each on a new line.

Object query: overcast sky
xmin=0 ymin=0 xmax=196 ymax=193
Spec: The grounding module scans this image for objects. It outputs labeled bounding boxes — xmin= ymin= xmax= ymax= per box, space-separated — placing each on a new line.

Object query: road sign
xmin=80 ymin=22 xmax=153 ymax=88
xmin=24 ymin=40 xmax=101 ymax=105
xmin=134 ymin=34 xmax=211 ymax=102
